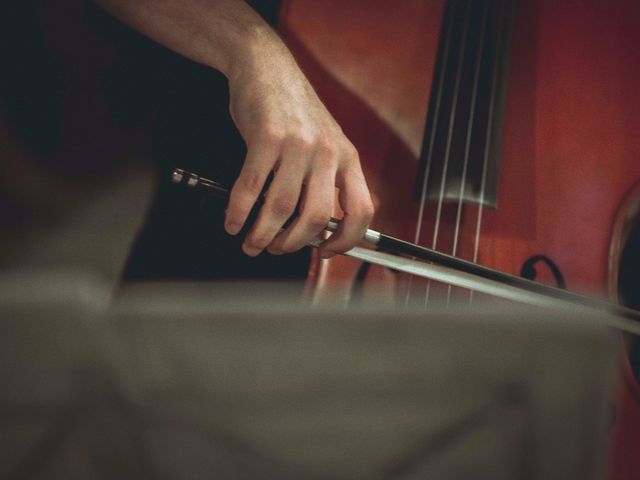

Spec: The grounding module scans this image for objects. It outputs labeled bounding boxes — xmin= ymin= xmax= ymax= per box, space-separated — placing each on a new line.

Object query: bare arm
xmin=94 ymin=0 xmax=374 ymax=258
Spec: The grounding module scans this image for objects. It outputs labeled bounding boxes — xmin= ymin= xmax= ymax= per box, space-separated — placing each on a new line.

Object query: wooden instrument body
xmin=280 ymin=0 xmax=640 ymax=474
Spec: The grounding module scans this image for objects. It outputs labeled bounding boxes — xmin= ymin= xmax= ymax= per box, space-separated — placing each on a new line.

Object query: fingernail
xmin=268 ymin=248 xmax=284 ymax=256
xmin=225 ymin=222 xmax=241 ymax=235
xmin=320 ymin=250 xmax=336 ymax=259
xmin=243 ymin=245 xmax=261 ymax=257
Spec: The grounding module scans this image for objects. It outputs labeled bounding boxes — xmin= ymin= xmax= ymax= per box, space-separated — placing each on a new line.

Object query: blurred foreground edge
xmin=0 ymin=270 xmax=617 ymax=480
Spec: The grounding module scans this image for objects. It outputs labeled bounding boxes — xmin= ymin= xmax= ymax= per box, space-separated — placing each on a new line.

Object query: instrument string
xmin=426 ymin=0 xmax=472 ymax=308
xmin=448 ymin=0 xmax=489 ymax=307
xmin=471 ymin=0 xmax=507 ymax=304
xmin=405 ymin=0 xmax=457 ymax=308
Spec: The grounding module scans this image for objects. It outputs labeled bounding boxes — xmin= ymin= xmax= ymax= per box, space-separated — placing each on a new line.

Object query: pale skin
xmin=93 ymin=0 xmax=374 ymax=259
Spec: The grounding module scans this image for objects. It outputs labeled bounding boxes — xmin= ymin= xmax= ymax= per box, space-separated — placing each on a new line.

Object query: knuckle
xmin=312 ymin=214 xmax=332 ymax=231
xmin=362 ymin=201 xmax=375 ymax=220
xmin=289 ymin=132 xmax=315 ymax=151
xmin=238 ymin=173 xmax=264 ymax=197
xmin=261 ymin=126 xmax=285 ymax=145
xmin=227 ymin=195 xmax=250 ymax=219
xmin=315 ymin=142 xmax=338 ymax=169
xmin=270 ymin=196 xmax=297 ymax=218
xmin=279 ymin=241 xmax=301 ymax=254
xmin=353 ymin=200 xmax=375 ymax=223
xmin=342 ymin=141 xmax=359 ymax=162
xmin=304 ymin=210 xmax=331 ymax=231
xmin=248 ymin=233 xmax=272 ymax=249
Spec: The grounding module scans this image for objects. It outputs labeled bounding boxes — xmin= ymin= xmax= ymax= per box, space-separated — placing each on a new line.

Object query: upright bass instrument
xmin=179 ymin=0 xmax=640 ymax=475
xmin=278 ymin=1 xmax=640 ymax=476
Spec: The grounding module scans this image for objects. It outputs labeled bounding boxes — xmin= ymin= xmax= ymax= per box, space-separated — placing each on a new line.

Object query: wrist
xmin=221 ymin=23 xmax=292 ymax=84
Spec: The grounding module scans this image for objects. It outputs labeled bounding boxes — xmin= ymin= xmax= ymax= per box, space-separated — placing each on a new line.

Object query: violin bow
xmin=171 ymin=167 xmax=640 ymax=335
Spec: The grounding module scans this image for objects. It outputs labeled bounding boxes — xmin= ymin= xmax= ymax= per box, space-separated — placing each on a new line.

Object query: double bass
xmin=277 ymin=0 xmax=640 ymax=477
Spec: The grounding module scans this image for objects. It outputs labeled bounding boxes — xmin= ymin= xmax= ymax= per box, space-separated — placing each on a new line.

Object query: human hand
xmin=224 ymin=39 xmax=374 ymax=259
xmin=90 ymin=0 xmax=372 ymax=258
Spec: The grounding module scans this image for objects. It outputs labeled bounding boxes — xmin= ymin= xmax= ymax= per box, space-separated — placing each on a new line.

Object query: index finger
xmin=225 ymin=141 xmax=279 ymax=235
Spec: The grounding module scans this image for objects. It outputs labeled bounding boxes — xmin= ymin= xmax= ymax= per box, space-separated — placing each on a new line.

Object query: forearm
xmin=94 ymin=0 xmax=374 ymax=257
xmin=92 ymin=0 xmax=284 ymax=80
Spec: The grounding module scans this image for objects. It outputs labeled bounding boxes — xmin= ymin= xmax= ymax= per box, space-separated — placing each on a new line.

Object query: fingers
xmin=267 ymin=158 xmax=335 ymax=255
xmin=318 ymin=162 xmax=374 ymax=258
xmin=231 ymin=137 xmax=374 ymax=258
xmin=225 ymin=139 xmax=279 ymax=236
xmin=241 ymin=141 xmax=305 ymax=256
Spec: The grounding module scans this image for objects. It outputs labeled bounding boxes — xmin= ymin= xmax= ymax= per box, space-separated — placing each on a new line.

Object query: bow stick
xmin=171 ymin=167 xmax=640 ymax=335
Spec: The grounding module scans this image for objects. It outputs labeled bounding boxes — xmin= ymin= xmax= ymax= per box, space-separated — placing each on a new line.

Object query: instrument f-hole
xmin=520 ymin=255 xmax=567 ymax=290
